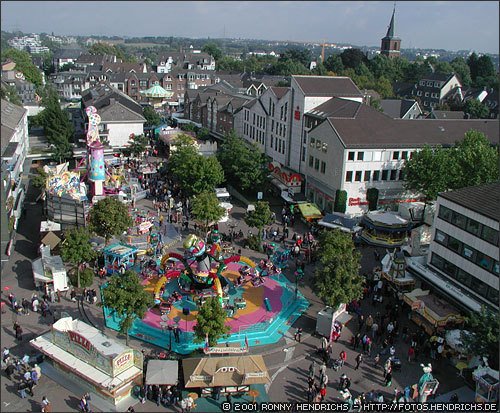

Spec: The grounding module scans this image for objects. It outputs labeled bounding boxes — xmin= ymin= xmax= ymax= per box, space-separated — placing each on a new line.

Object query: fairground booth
xmin=182 ymin=355 xmax=270 ymax=396
xmin=374 ymin=250 xmax=416 ymax=293
xmin=360 ymin=210 xmax=412 ymax=247
xmin=473 ymin=367 xmax=499 ymax=403
xmin=30 ymin=317 xmax=143 ymax=406
xmin=103 ymin=243 xmax=138 ymax=275
xmin=31 ymin=254 xmax=69 ymax=295
xmin=403 ymin=288 xmax=464 ymax=335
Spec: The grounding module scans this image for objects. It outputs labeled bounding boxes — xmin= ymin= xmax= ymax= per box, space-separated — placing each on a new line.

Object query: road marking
xmin=265 ymin=365 xmax=287 ymax=392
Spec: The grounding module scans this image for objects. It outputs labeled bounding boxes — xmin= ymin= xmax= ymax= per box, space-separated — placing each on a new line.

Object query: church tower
xmin=381 ymin=5 xmax=401 ymax=58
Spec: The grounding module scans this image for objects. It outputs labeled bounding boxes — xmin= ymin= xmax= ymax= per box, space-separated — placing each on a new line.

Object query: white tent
xmin=32 ymin=256 xmax=69 ymax=292
xmin=145 ymin=360 xmax=179 ymax=385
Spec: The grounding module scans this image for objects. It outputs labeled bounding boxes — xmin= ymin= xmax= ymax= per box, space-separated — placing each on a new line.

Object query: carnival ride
xmin=102 ymin=230 xmax=310 ymax=354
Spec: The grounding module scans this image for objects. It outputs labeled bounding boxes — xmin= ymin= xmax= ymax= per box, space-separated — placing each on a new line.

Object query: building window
xmin=309 ymin=156 xmax=314 ymax=167
xmin=355 ymin=171 xmax=362 ymax=181
xmin=392 ymin=151 xmax=400 ymax=160
xmin=346 ymin=171 xmax=353 ymax=182
xmin=390 ymin=170 xmax=397 ymax=180
xmin=348 ymin=151 xmax=355 ymax=161
xmin=476 ymin=252 xmax=493 ymax=272
xmin=462 ymin=245 xmax=475 ymax=261
xmin=438 ymin=205 xmax=452 ymax=222
xmin=373 ymin=170 xmax=380 ymax=181
xmin=448 ymin=236 xmax=461 ymax=253
xmin=381 ymin=170 xmax=389 ymax=181
xmin=398 ymin=170 xmax=405 ymax=180
xmin=434 ymin=230 xmax=447 ymax=245
xmin=430 ymin=253 xmax=445 ymax=270
xmin=401 ymin=151 xmax=408 ymax=160
xmin=357 ymin=152 xmax=364 ymax=161
xmin=314 ymin=159 xmax=320 ymax=170
xmin=466 ymin=219 xmax=481 ymax=236
xmin=270 ymin=135 xmax=273 ymax=148
xmin=451 ymin=211 xmax=467 ymax=230
xmin=321 ymin=161 xmax=326 ymax=174
xmin=363 ymin=171 xmax=371 ymax=181
xmin=482 ymin=225 xmax=498 ymax=245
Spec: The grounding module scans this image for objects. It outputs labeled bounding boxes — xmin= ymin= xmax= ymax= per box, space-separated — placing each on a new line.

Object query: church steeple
xmin=381 ymin=3 xmax=401 ymax=59
xmin=386 ymin=6 xmax=395 ymax=38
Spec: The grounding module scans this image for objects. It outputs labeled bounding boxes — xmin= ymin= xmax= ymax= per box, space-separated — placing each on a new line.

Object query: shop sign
xmin=203 ymin=346 xmax=248 ymax=355
xmin=68 ymin=330 xmax=92 ymax=352
xmin=348 ymin=197 xmax=369 ymax=206
xmin=115 ymin=352 xmax=132 ymax=368
xmin=294 ymin=107 xmax=300 ymax=121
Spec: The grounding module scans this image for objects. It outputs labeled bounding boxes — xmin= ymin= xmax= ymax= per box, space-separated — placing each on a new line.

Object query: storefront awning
xmin=318 ymin=213 xmax=361 ymax=233
xmin=297 ymin=202 xmax=323 ymax=221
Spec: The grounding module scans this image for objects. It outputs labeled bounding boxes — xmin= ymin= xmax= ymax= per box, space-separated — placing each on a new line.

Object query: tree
xmin=89 ymin=197 xmax=133 ymax=243
xmin=101 ymin=270 xmax=154 ymax=345
xmin=216 ymin=56 xmax=244 ymax=72
xmin=334 ymin=190 xmax=347 ymax=213
xmin=366 ymin=188 xmax=379 ymax=211
xmin=313 ymin=230 xmax=364 ymax=308
xmin=373 ymin=76 xmax=393 ymax=99
xmin=461 ymin=307 xmax=499 ymax=369
xmin=35 ymin=86 xmax=74 ymax=156
xmin=450 ymin=57 xmax=472 ymax=87
xmin=404 ymin=130 xmax=499 ymax=201
xmin=217 ymin=130 xmax=266 ymax=192
xmin=143 ymin=105 xmax=161 ymax=127
xmin=1 ymin=48 xmax=43 ymax=86
xmin=127 ymin=133 xmax=148 ymax=157
xmin=403 ymin=145 xmax=452 ymax=202
xmin=340 ymin=48 xmax=367 ymax=70
xmin=190 ymin=191 xmax=226 ymax=235
xmin=202 ymin=43 xmax=222 ymax=61
xmin=31 ymin=167 xmax=49 ymax=190
xmin=464 ymin=99 xmax=490 ymax=119
xmin=312 ymin=63 xmax=328 ymax=76
xmin=324 ymin=54 xmax=344 ymax=74
xmin=169 ymin=138 xmax=224 ymax=196
xmin=244 ymin=201 xmax=272 ymax=239
xmin=448 ymin=130 xmax=499 ymax=189
xmin=60 ymin=228 xmax=96 ymax=289
xmin=59 ymin=62 xmax=76 ymax=72
xmin=193 ymin=297 xmax=231 ymax=347
xmin=0 ymin=83 xmax=22 ymax=105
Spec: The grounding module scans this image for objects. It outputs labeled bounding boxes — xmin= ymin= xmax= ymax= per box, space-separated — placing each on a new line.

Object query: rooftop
xmin=292 ymin=75 xmax=363 ymax=98
xmin=438 ymin=182 xmax=500 ymax=222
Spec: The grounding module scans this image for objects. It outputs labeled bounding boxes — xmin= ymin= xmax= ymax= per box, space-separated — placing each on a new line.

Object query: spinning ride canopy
xmin=140 ymin=83 xmax=174 ymax=99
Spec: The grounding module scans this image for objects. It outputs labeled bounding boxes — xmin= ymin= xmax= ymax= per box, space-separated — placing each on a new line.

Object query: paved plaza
xmin=0 ymin=160 xmax=471 ymax=412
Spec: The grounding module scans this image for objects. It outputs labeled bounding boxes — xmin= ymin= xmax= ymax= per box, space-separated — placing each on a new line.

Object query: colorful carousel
xmin=102 ymin=234 xmax=309 ymax=354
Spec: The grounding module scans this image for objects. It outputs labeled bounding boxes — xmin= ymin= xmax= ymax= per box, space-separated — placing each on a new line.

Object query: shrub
xmin=334 ymin=190 xmax=347 ymax=213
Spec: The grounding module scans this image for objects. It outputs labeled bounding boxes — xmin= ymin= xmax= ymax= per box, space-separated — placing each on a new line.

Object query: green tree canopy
xmin=35 ymin=86 xmax=74 ymax=158
xmin=143 ymin=105 xmax=161 ymax=127
xmin=244 ymin=201 xmax=273 ymax=238
xmin=450 ymin=57 xmax=472 ymax=87
xmin=127 ymin=133 xmax=148 ymax=157
xmin=168 ymin=136 xmax=224 ymax=196
xmin=101 ymin=270 xmax=154 ymax=345
xmin=461 ymin=307 xmax=499 ymax=369
xmin=89 ymin=197 xmax=133 ymax=243
xmin=0 ymin=83 xmax=22 ymax=106
xmin=60 ymin=228 xmax=96 ymax=288
xmin=463 ymin=99 xmax=490 ymax=119
xmin=193 ymin=296 xmax=231 ymax=347
xmin=217 ymin=130 xmax=266 ymax=191
xmin=31 ymin=167 xmax=49 ymax=190
xmin=190 ymin=191 xmax=226 ymax=234
xmin=340 ymin=48 xmax=368 ymax=69
xmin=202 ymin=43 xmax=222 ymax=61
xmin=324 ymin=53 xmax=344 ymax=74
xmin=313 ymin=229 xmax=364 ymax=308
xmin=404 ymin=130 xmax=499 ymax=200
xmin=1 ymin=48 xmax=43 ymax=86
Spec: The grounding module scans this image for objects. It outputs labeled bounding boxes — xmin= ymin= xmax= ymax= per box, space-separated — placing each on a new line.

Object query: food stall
xmin=375 ymin=251 xmax=416 ymax=292
xmin=297 ymin=202 xmax=323 ymax=223
xmin=473 ymin=367 xmax=499 ymax=403
xmin=403 ymin=288 xmax=464 ymax=335
xmin=30 ymin=317 xmax=143 ymax=406
xmin=183 ymin=355 xmax=270 ymax=396
xmin=32 ymin=254 xmax=69 ymax=293
xmin=316 ymin=304 xmax=352 ymax=339
xmin=103 ymin=243 xmax=138 ymax=275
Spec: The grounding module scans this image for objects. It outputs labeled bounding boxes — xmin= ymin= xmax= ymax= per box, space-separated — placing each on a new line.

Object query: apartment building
xmin=304 ymin=98 xmax=499 ymax=214
xmin=1 ymin=99 xmax=29 ymax=268
xmin=407 ymin=183 xmax=499 ymax=313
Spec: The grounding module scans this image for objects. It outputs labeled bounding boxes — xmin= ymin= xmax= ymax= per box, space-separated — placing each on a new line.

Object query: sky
xmin=1 ymin=1 xmax=499 ymax=54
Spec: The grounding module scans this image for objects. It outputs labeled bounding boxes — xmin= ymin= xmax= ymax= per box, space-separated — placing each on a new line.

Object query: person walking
xmin=385 ymin=369 xmax=393 ymax=387
xmin=319 ymin=362 xmax=327 ymax=383
xmin=365 ymin=315 xmax=373 ymax=333
xmin=41 ymin=396 xmax=51 ymax=413
xmin=294 ymin=327 xmax=303 ymax=342
xmin=355 ymin=353 xmax=363 ymax=370
xmin=339 ymin=350 xmax=347 ymax=368
xmin=18 ymin=381 xmax=28 ymax=399
xmin=4 ymin=362 xmax=15 ymax=380
xmin=308 ymin=361 xmax=316 ymax=380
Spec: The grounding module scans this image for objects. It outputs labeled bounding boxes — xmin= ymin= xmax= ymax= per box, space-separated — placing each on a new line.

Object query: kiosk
xmin=473 ymin=367 xmax=499 ymax=403
xmin=103 ymin=243 xmax=138 ymax=275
